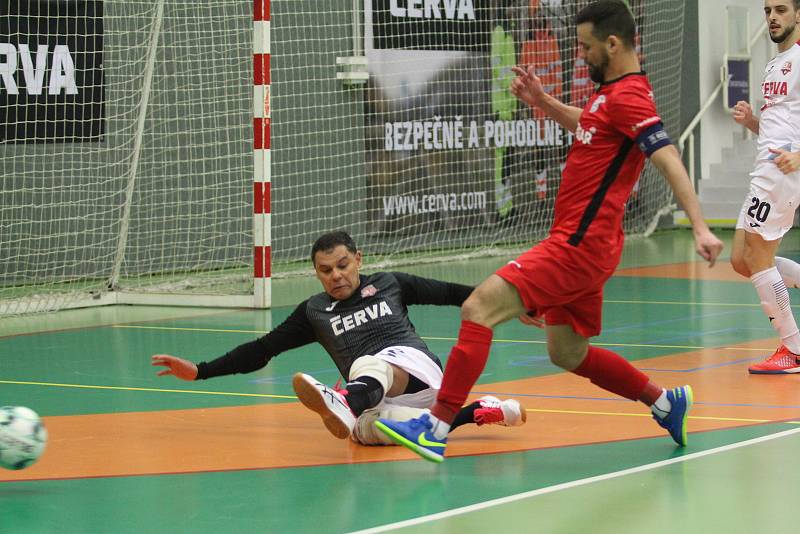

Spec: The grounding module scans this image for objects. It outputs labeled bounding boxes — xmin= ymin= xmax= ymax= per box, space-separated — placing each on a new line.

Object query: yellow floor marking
xmin=113 ymin=324 xmax=265 ymax=334
xmin=0 ymin=379 xmax=295 ymax=399
xmin=111 ymin=325 xmax=774 ymax=352
xmin=3 ymin=381 xmax=798 ymax=426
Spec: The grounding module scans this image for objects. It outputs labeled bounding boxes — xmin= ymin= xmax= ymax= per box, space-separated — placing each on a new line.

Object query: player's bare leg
xmin=730 ymin=228 xmax=751 ymax=278
xmin=743 ymin=230 xmax=780 ymax=273
xmin=461 ymin=274 xmax=528 ymax=327
xmin=544 ymin=323 xmax=589 ymax=371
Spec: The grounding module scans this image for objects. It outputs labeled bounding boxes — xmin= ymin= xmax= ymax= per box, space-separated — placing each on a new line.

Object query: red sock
xmin=571 ymin=345 xmax=651 ymax=403
xmin=431 ymin=321 xmax=493 ymax=424
xmin=638 ymin=380 xmax=664 ymax=406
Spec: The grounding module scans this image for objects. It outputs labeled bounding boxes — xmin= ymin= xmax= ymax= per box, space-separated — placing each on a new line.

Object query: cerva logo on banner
xmin=0 ymin=44 xmax=78 ymax=95
xmin=389 ymin=0 xmax=476 ymax=20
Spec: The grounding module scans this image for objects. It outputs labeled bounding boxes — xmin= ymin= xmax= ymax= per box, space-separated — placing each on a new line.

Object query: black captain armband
xmin=636 ymin=122 xmax=672 ymax=157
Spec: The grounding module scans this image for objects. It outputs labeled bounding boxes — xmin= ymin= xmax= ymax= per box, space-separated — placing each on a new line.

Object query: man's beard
xmin=770 ymin=23 xmax=797 ymax=44
xmin=588 ymin=54 xmax=609 ymax=83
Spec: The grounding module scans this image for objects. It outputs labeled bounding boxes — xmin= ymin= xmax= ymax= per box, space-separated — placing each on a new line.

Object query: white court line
xmin=348 ymin=427 xmax=800 ymax=534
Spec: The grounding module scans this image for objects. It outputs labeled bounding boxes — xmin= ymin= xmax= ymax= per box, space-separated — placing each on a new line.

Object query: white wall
xmin=698 ymin=0 xmax=776 ymax=180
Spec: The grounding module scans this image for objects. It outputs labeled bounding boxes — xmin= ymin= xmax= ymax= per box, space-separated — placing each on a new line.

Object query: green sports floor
xmin=2 ymin=229 xmax=800 ymax=534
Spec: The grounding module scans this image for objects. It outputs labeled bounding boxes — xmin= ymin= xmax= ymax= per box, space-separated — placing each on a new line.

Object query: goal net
xmin=0 ymin=0 xmax=685 ymax=315
xmin=272 ymin=0 xmax=684 ymax=269
xmin=1 ymin=0 xmax=253 ymax=314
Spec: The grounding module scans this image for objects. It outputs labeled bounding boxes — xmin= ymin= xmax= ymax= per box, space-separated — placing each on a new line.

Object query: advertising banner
xmin=0 ymin=1 xmax=104 ymax=143
xmin=725 ymin=57 xmax=749 ymax=110
xmin=364 ymin=0 xmax=592 ymax=238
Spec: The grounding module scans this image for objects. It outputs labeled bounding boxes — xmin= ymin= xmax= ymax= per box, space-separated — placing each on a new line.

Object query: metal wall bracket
xmin=336 ymin=56 xmax=368 ymax=86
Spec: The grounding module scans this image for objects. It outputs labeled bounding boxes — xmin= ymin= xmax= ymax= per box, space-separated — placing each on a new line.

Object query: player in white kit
xmin=731 ymin=0 xmax=800 ymax=373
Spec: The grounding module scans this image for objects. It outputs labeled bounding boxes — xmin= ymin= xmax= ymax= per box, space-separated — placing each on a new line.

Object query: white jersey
xmin=754 ymin=40 xmax=800 ymax=175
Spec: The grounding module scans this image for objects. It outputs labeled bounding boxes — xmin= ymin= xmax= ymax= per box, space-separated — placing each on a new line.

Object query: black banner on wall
xmin=372 ymin=0 xmax=492 ymax=52
xmin=0 ymin=0 xmax=105 ymax=143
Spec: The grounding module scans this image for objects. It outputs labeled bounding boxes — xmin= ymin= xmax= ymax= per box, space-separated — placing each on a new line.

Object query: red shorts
xmin=495 ymin=238 xmax=617 ymax=338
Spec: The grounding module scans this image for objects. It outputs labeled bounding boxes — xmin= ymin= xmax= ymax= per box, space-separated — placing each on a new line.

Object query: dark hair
xmin=575 ymin=0 xmax=636 ymax=48
xmin=311 ymin=231 xmax=358 ymax=264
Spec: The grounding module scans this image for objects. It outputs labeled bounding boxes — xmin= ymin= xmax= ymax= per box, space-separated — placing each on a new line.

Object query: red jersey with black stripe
xmin=550 ymin=72 xmax=662 ymax=269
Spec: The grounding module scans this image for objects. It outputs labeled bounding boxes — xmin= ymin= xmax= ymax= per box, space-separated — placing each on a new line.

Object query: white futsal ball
xmin=0 ymin=406 xmax=48 ymax=470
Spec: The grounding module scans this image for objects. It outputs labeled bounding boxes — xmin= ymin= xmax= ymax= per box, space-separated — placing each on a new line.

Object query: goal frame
xmin=0 ymin=0 xmax=271 ymax=315
xmin=112 ymin=0 xmax=272 ymax=310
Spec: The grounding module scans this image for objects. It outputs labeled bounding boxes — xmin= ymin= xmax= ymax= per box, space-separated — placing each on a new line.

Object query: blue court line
xmin=601 ymin=308 xmax=746 ymax=334
xmin=502 ymin=353 xmax=762 ymax=373
xmin=508 ymin=356 xmax=551 ymax=366
xmin=617 ymin=327 xmax=766 ymax=347
xmin=639 ymin=355 xmax=766 ymax=373
xmin=487 ymin=307 xmax=762 ymax=354
xmin=472 ymin=390 xmax=800 ymax=410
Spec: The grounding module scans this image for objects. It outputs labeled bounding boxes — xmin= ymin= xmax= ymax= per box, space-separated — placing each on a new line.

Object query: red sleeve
xmin=608 ymin=84 xmax=662 ymax=140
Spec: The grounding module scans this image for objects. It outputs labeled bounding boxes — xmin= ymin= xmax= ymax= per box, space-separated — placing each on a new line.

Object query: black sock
xmin=449 ymin=401 xmax=480 ymax=432
xmin=344 ymin=376 xmax=384 ymax=416
xmin=403 ymin=373 xmax=428 ymax=394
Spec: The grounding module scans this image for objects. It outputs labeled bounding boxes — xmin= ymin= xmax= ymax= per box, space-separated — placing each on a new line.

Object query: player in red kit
xmin=376 ymin=0 xmax=724 ymax=462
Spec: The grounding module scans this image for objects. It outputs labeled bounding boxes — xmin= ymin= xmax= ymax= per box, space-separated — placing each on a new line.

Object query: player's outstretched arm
xmin=732 ymin=101 xmax=759 ymax=134
xmin=393 ymin=272 xmax=473 ymax=307
xmin=151 ymin=301 xmax=316 ymax=381
xmin=510 ymin=65 xmax=582 ymax=132
xmin=650 ymin=145 xmax=724 ymax=266
xmin=151 ymin=354 xmax=199 ymax=380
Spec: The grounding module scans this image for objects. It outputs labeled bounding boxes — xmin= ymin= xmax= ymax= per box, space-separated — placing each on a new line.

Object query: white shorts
xmin=372 ymin=345 xmax=443 ymax=407
xmin=352 ymin=345 xmax=443 ymax=445
xmin=736 ymin=165 xmax=800 ymax=241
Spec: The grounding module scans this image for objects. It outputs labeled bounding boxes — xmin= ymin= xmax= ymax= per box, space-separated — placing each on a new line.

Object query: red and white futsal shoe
xmin=474 ymin=396 xmax=527 ymax=426
xmin=748 ymin=345 xmax=800 ymax=374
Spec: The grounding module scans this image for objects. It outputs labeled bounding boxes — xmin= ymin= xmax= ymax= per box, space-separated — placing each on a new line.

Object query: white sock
xmin=775 ymin=257 xmax=800 ymax=289
xmin=651 ymin=389 xmax=670 ymax=419
xmin=751 ymin=267 xmax=800 ymax=354
xmin=428 ymin=414 xmax=450 ymax=440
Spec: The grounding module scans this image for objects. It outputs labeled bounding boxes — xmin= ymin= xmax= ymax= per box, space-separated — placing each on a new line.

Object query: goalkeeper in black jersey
xmin=152 ymin=231 xmax=526 ymax=445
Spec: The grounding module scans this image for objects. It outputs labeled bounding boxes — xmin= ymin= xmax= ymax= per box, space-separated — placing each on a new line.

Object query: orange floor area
xmin=6 ymin=337 xmax=799 ymax=483
xmin=615 ymin=261 xmax=745 ymax=282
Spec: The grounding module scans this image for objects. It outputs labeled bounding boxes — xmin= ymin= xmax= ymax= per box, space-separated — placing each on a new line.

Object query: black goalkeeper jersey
xmin=196 ymin=272 xmax=472 ymax=380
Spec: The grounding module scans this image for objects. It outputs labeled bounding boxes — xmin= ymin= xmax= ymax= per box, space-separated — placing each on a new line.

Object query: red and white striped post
xmin=253 ymin=0 xmax=271 ymax=308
